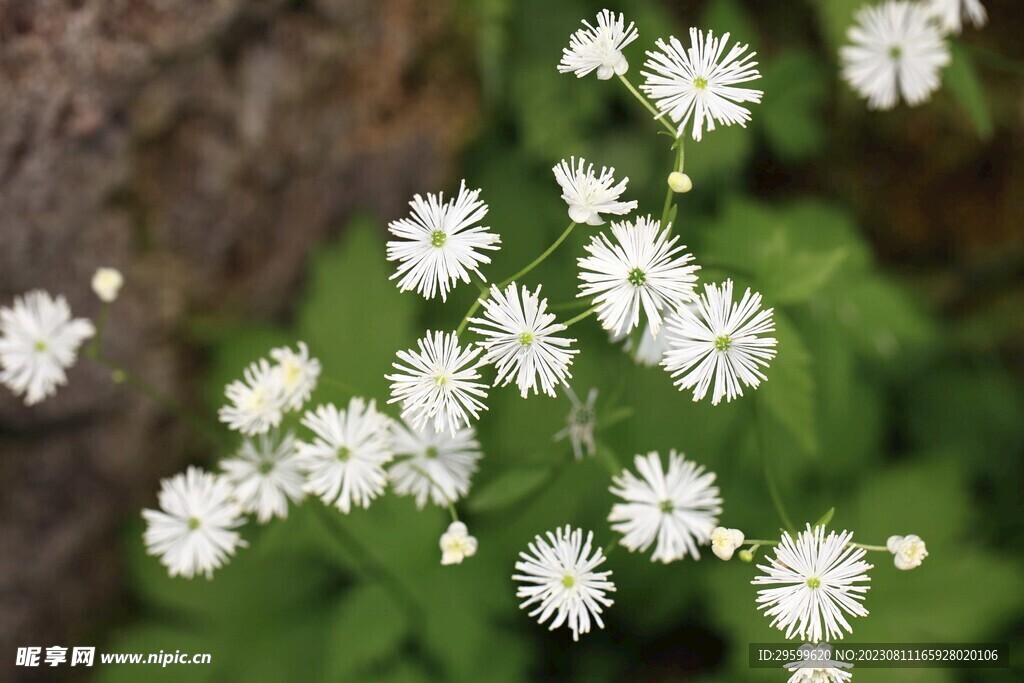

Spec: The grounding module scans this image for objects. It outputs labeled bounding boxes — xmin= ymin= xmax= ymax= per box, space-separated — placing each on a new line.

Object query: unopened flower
xmin=440 ymin=521 xmax=478 ymax=565
xmin=220 ymin=431 xmax=306 ymax=524
xmin=641 ymin=29 xmax=763 ymax=141
xmin=218 ymin=359 xmax=287 ymax=436
xmin=270 ymin=342 xmax=321 ymax=412
xmin=887 ymin=534 xmax=928 ymax=570
xmin=553 ymin=157 xmax=638 ymax=226
xmin=470 ymin=283 xmax=578 ymax=398
xmin=578 ymin=215 xmax=699 ymax=337
xmin=840 ymin=1 xmax=950 ymax=110
xmin=386 ymin=181 xmax=501 ymax=302
xmin=389 ymin=419 xmax=482 ymax=508
xmin=0 ymin=290 xmax=95 ymax=405
xmin=711 ymin=527 xmax=745 ymax=561
xmin=557 ymin=10 xmax=638 ymax=80
xmin=609 ymin=451 xmax=722 ymax=563
xmin=91 ymin=267 xmax=124 ymax=303
xmin=298 ymin=398 xmax=393 ymax=513
xmin=142 ymin=467 xmax=247 ymax=579
xmin=387 ymin=331 xmax=489 ymax=435
xmin=513 ymin=525 xmax=615 ymax=641
xmin=753 ymin=525 xmax=873 ymax=642
xmin=554 ymin=386 xmax=598 ymax=459
xmin=924 ymin=0 xmax=986 ymax=35
xmin=662 ymin=279 xmax=776 ymax=405
xmin=667 ymin=172 xmax=692 ymax=193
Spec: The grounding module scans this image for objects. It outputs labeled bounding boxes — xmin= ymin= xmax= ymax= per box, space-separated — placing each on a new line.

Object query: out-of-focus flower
xmin=440 ymin=521 xmax=478 ymax=565
xmin=218 ymin=359 xmax=287 ymax=436
xmin=388 ymin=419 xmax=482 ymax=508
xmin=554 ymin=386 xmax=598 ymax=459
xmin=221 ymin=431 xmax=306 ymax=524
xmin=887 ymin=534 xmax=929 ymax=570
xmin=270 ymin=342 xmax=321 ymax=412
xmin=711 ymin=527 xmax=745 ymax=561
xmin=91 ymin=268 xmax=124 ymax=303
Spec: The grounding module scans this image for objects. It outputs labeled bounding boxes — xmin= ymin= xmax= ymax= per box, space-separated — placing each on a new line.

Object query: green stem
xmin=743 ymin=539 xmax=890 ymax=553
xmin=602 ymin=535 xmax=620 ymax=557
xmin=456 ymin=295 xmax=485 ymax=337
xmin=92 ymin=355 xmax=225 ymax=446
xmin=320 ymin=376 xmax=365 ymax=398
xmin=964 ymin=42 xmax=1024 ymax=78
xmin=549 ymin=299 xmax=592 ymax=312
xmin=563 ymin=305 xmax=597 ymax=328
xmin=752 ymin=399 xmax=796 ymax=533
xmin=617 ymin=74 xmax=677 ymax=136
xmin=86 ymin=302 xmax=110 ymax=359
xmin=660 ymin=139 xmax=686 ymax=230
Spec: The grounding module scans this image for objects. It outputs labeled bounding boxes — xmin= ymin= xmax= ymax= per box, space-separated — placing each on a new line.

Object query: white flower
xmin=578 ymin=215 xmax=699 ymax=338
xmin=609 ymin=451 xmax=722 ymax=563
xmin=753 ymin=525 xmax=873 ymax=642
xmin=218 ymin=359 xmax=287 ymax=436
xmin=785 ymin=644 xmax=853 ymax=683
xmin=387 ymin=330 xmax=489 ymax=435
xmin=840 ymin=1 xmax=950 ymax=111
xmin=91 ymin=268 xmax=124 ymax=303
xmin=557 ymin=10 xmax=638 ymax=80
xmin=662 ymin=279 xmax=776 ymax=405
xmin=298 ymin=398 xmax=393 ymax=513
xmin=513 ymin=525 xmax=615 ymax=641
xmin=440 ymin=521 xmax=478 ymax=565
xmin=0 ymin=290 xmax=95 ymax=406
xmin=469 ymin=283 xmax=578 ymax=398
xmin=924 ymin=0 xmax=986 ymax=35
xmin=611 ymin=320 xmax=673 ymax=367
xmin=142 ymin=467 xmax=247 ymax=579
xmin=388 ymin=420 xmax=482 ymax=508
xmin=887 ymin=534 xmax=928 ymax=570
xmin=640 ymin=29 xmax=763 ymax=141
xmin=554 ymin=386 xmax=598 ymax=460
xmin=552 ymin=157 xmax=638 ymax=226
xmin=711 ymin=527 xmax=745 ymax=561
xmin=386 ymin=181 xmax=501 ymax=302
xmin=270 ymin=342 xmax=321 ymax=412
xmin=220 ymin=431 xmax=306 ymax=524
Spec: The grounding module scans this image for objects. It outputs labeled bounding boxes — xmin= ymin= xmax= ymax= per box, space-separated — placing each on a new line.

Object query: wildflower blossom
xmin=91 ymin=268 xmax=124 ymax=303
xmin=221 ymin=431 xmax=306 ymax=524
xmin=785 ymin=644 xmax=853 ymax=683
xmin=0 ymin=290 xmax=95 ymax=405
xmin=142 ymin=467 xmax=247 ymax=579
xmin=270 ymin=342 xmax=321 ymax=412
xmin=887 ymin=534 xmax=928 ymax=570
xmin=513 ymin=525 xmax=615 ymax=641
xmin=711 ymin=527 xmax=745 ymax=561
xmin=218 ymin=359 xmax=287 ymax=436
xmin=609 ymin=451 xmax=722 ymax=563
xmin=553 ymin=157 xmax=637 ymax=226
xmin=387 ymin=331 xmax=489 ymax=435
xmin=840 ymin=1 xmax=950 ymax=110
xmin=470 ymin=283 xmax=578 ymax=398
xmin=554 ymin=387 xmax=598 ymax=459
xmin=557 ymin=10 xmax=638 ymax=80
xmin=924 ymin=0 xmax=986 ymax=35
xmin=440 ymin=521 xmax=478 ymax=565
xmin=388 ymin=420 xmax=482 ymax=508
xmin=578 ymin=215 xmax=699 ymax=337
xmin=386 ymin=181 xmax=501 ymax=302
xmin=662 ymin=279 xmax=776 ymax=405
xmin=641 ymin=28 xmax=763 ymax=141
xmin=298 ymin=398 xmax=393 ymax=513
xmin=753 ymin=525 xmax=873 ymax=642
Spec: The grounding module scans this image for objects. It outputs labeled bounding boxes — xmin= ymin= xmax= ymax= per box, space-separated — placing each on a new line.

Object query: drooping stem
xmin=752 ymin=399 xmax=796 ymax=533
xmin=91 ymin=355 xmax=226 ymax=447
xmin=617 ymin=74 xmax=677 ymax=136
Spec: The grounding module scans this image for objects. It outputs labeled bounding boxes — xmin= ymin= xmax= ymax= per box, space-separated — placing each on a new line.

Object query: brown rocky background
xmin=0 ymin=0 xmax=474 ymax=673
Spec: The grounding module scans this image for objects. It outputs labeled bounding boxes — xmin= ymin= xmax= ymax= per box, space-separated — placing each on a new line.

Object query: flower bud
xmin=92 ymin=267 xmax=124 ymax=303
xmin=667 ymin=171 xmax=692 ymax=193
xmin=887 ymin=534 xmax=928 ymax=570
xmin=440 ymin=521 xmax=478 ymax=566
xmin=738 ymin=549 xmax=754 ymax=563
xmin=711 ymin=526 xmax=745 ymax=561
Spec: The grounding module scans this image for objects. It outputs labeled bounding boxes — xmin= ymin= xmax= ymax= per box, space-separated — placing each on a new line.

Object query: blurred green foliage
xmin=102 ymin=0 xmax=1023 ymax=681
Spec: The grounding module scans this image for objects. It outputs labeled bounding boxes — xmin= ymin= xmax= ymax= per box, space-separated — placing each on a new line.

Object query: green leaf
xmin=758 ymin=310 xmax=817 ymax=454
xmin=945 ymin=43 xmax=994 ymax=140
xmin=468 ymin=466 xmax=555 ymax=513
xmin=325 ymin=583 xmax=409 ymax=680
xmin=759 ymin=52 xmax=829 ymax=161
xmin=806 ymin=0 xmax=860 ymax=50
xmin=814 ymin=506 xmax=835 ymax=527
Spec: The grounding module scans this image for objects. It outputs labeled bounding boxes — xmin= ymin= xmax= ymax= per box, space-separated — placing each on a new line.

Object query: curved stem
xmin=617 ymin=74 xmax=677 ymax=135
xmin=660 ymin=139 xmax=686 ymax=230
xmin=499 ymin=221 xmax=578 ymax=288
xmin=563 ymin=305 xmax=597 ymax=328
xmin=753 ymin=399 xmax=796 ymax=533
xmin=964 ymin=42 xmax=1024 ymax=77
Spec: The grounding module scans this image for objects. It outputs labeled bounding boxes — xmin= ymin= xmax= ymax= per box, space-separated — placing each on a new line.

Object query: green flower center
xmin=562 ymin=574 xmax=576 ymax=588
xmin=660 ymin=500 xmax=675 ymax=513
xmin=435 ymin=373 xmax=449 ymax=387
xmin=806 ymin=577 xmax=821 ymax=589
xmin=694 ymin=76 xmax=708 ymax=90
xmin=187 ymin=517 xmax=201 ymax=531
xmin=518 ymin=331 xmax=534 ymax=346
xmin=628 ymin=268 xmax=647 ymax=286
xmin=337 ymin=446 xmax=351 ymax=461
xmin=425 ymin=446 xmax=439 ymax=459
xmin=34 ymin=340 xmax=47 ymax=352
xmin=258 ymin=460 xmax=275 ymax=474
xmin=430 ymin=230 xmax=447 ymax=248
xmin=714 ymin=335 xmax=731 ymax=351
xmin=889 ymin=45 xmax=902 ymax=60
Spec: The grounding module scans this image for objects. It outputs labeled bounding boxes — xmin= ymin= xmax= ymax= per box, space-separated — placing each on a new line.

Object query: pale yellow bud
xmin=667 ymin=172 xmax=692 ymax=193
